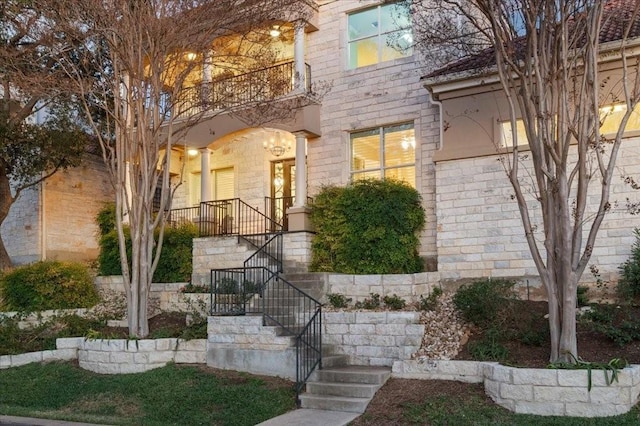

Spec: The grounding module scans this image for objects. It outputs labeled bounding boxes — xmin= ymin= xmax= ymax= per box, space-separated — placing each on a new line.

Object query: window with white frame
xmin=347 ymin=2 xmax=413 ymax=69
xmin=351 ymin=123 xmax=415 ymax=187
xmin=498 ymin=119 xmax=529 ymax=148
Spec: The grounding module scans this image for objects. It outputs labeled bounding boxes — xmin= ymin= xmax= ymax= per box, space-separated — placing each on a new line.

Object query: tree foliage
xmin=0 ymin=1 xmax=89 ymax=270
xmin=418 ymin=0 xmax=640 ymax=362
xmin=40 ymin=0 xmax=317 ymax=337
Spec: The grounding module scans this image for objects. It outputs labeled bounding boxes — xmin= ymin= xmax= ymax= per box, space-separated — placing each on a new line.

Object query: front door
xmin=269 ymin=159 xmax=295 ymax=230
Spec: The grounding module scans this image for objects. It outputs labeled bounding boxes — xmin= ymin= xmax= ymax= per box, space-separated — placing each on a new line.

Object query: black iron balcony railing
xmin=172 ymin=61 xmax=311 ymax=118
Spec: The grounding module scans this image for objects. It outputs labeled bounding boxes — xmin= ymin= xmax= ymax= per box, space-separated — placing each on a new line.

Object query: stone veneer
xmin=323 ymin=311 xmax=424 ymax=366
xmin=393 ymin=360 xmax=640 ymax=417
xmin=325 ymin=272 xmax=441 ymax=304
xmin=435 ymin=138 xmax=640 ymax=285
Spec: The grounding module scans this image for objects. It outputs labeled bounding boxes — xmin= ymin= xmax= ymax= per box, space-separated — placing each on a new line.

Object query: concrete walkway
xmin=0 ymin=416 xmax=107 ymax=425
xmin=256 ymin=409 xmax=360 ymax=426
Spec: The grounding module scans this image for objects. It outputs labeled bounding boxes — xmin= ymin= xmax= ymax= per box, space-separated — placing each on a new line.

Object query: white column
xmin=200 ymin=148 xmax=212 ymax=202
xmin=294 ymin=133 xmax=307 ymax=207
xmin=294 ymin=20 xmax=306 ymax=92
xmin=203 ymin=50 xmax=213 ymax=84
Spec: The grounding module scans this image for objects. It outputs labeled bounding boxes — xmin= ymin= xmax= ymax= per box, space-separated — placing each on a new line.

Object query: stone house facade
xmin=5 ymin=0 xmax=640 ymax=293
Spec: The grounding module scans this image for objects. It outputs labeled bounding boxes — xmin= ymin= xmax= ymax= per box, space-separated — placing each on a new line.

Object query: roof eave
xmin=424 ymin=36 xmax=640 ymax=97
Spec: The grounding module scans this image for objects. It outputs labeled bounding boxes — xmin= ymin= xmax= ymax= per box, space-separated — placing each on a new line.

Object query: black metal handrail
xmin=197 ymin=198 xmax=282 ymax=237
xmin=210 ymin=264 xmax=322 ymax=405
xmin=244 ymin=232 xmax=283 ymax=275
xmin=173 ymin=61 xmax=312 ymax=117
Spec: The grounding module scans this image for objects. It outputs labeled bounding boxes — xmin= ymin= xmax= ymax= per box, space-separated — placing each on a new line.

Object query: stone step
xmin=313 ymin=366 xmax=391 ymax=385
xmin=306 ymin=381 xmax=380 ymax=399
xmin=320 ymin=354 xmax=349 ymax=368
xmin=298 ymin=394 xmax=371 ymax=413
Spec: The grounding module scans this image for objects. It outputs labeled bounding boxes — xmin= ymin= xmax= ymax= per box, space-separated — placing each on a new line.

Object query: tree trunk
xmin=0 ymin=166 xmax=14 ymax=270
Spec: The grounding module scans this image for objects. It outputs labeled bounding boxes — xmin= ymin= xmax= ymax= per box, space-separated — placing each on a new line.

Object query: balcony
xmin=170 ymin=60 xmax=312 ymax=119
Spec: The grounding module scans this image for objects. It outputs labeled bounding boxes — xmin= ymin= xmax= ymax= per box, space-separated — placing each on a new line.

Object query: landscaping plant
xmin=0 ymin=261 xmax=99 ymax=312
xmin=310 ymin=179 xmax=425 ymax=274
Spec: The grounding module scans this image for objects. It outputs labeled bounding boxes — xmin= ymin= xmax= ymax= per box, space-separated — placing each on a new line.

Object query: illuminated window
xmin=600 ymin=103 xmax=640 ymax=136
xmin=499 ymin=119 xmax=529 ymax=148
xmin=348 ymin=2 xmax=413 ymax=69
xmin=351 ymin=123 xmax=415 ymax=187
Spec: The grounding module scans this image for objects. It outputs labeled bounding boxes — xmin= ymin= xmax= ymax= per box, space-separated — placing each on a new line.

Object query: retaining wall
xmin=322 ymin=311 xmax=424 ymax=366
xmin=325 ymin=273 xmax=441 ymax=304
xmin=393 ymin=360 xmax=640 ymax=417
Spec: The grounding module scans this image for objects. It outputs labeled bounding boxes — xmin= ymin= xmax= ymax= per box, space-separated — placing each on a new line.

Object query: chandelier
xmin=263 ymin=131 xmax=291 ymax=157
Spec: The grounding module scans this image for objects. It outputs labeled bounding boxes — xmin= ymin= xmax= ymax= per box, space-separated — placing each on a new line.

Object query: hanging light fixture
xmin=263 ymin=131 xmax=291 ymax=157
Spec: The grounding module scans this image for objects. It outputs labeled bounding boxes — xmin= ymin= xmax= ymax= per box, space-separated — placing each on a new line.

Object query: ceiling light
xmin=270 ymin=26 xmax=281 ymax=37
xmin=187 ymin=148 xmax=199 ymax=156
xmin=185 ymin=52 xmax=197 ymax=61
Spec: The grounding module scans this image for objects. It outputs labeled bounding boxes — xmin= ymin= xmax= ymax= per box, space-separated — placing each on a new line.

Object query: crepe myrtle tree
xmin=0 ymin=1 xmax=88 ymax=270
xmin=43 ymin=0 xmax=317 ymax=337
xmin=417 ymin=0 xmax=640 ymax=362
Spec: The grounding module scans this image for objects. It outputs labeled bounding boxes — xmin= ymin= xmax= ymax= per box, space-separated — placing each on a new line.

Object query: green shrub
xmin=97 ymin=223 xmax=197 ymax=283
xmin=96 ymin=202 xmax=116 ymax=236
xmin=327 ymin=293 xmax=352 ymax=309
xmin=419 ymin=287 xmax=443 ymax=311
xmin=453 ymin=279 xmax=516 ymax=328
xmin=354 ymin=293 xmax=381 ymax=310
xmin=310 ymin=179 xmax=425 ymax=274
xmin=577 ymin=285 xmax=589 ymax=307
xmin=383 ymin=294 xmax=406 ymax=310
xmin=468 ymin=328 xmax=509 ymax=362
xmin=618 ymin=228 xmax=640 ymax=301
xmin=0 ymin=261 xmax=99 ymax=312
xmin=180 ymin=283 xmax=209 ymax=293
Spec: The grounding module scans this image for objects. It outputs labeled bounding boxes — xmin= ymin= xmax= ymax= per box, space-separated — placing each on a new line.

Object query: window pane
xmin=352 ymin=129 xmax=380 ymax=170
xmin=500 ymin=120 xmax=529 ymax=148
xmin=385 ymin=166 xmax=415 ymax=187
xmin=600 ymin=104 xmax=640 ymax=135
xmin=380 ymin=2 xmax=411 ymax=33
xmin=381 ymin=31 xmax=412 ymax=62
xmin=348 ymin=7 xmax=378 ymax=40
xmin=384 ymin=125 xmax=415 ymax=167
xmin=352 ymin=170 xmax=382 ymax=181
xmin=349 ymin=37 xmax=379 ymax=68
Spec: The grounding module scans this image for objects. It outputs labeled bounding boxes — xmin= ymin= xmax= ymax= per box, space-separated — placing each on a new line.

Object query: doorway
xmin=269 ymin=159 xmax=295 ymax=230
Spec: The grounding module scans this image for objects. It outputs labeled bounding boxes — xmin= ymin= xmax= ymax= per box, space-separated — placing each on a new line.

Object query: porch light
xmin=187 ymin=148 xmax=199 ymax=157
xmin=270 ymin=25 xmax=281 ymax=37
xmin=185 ymin=52 xmax=197 ymax=61
xmin=263 ymin=131 xmax=291 ymax=157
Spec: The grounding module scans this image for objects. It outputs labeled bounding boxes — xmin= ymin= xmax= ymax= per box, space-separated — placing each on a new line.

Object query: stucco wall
xmin=306 ymin=0 xmax=441 ymax=266
xmin=435 ymin=137 xmax=640 ymax=285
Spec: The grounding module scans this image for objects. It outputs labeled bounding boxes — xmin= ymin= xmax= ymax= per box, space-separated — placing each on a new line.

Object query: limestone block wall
xmin=44 ymin=154 xmax=113 ymax=262
xmin=68 ymin=337 xmax=206 ymax=374
xmin=1 ymin=186 xmax=40 ymax=265
xmin=325 ymin=272 xmax=441 ymax=304
xmin=207 ymin=315 xmax=297 ymax=379
xmin=435 ymin=137 xmax=640 ymax=285
xmin=393 ymin=360 xmax=640 ymax=418
xmin=307 ymin=0 xmax=441 ymax=264
xmin=1 ymin=308 xmax=88 ymax=330
xmin=322 ymin=311 xmax=424 ymax=366
xmin=0 ymin=347 xmax=77 ymax=369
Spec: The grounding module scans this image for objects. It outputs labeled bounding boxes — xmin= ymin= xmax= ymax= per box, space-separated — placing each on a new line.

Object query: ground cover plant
xmin=0 ymin=362 xmax=295 ymax=426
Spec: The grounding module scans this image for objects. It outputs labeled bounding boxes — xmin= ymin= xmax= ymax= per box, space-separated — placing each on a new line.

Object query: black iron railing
xmin=211 ymin=263 xmax=322 ymax=404
xmin=173 ymin=61 xmax=312 ymax=118
xmin=166 ymin=206 xmax=200 ymax=227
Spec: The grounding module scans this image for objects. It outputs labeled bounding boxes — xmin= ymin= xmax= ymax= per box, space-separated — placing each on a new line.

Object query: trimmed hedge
xmin=310 ymin=179 xmax=425 ymax=274
xmin=0 ymin=261 xmax=100 ymax=311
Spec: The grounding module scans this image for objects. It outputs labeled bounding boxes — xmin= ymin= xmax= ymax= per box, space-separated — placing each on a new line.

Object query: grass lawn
xmin=0 ymin=361 xmax=296 ymax=426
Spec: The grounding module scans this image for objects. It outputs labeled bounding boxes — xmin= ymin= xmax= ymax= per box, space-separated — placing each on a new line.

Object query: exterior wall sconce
xmin=270 ymin=25 xmax=281 ymax=38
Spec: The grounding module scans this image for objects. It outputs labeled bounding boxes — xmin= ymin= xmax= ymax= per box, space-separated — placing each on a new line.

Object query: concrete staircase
xmin=300 ymin=365 xmax=392 ymax=413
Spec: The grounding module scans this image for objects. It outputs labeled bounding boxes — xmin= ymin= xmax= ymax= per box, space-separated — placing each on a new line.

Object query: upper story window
xmin=499 ymin=103 xmax=640 ymax=148
xmin=347 ymin=2 xmax=413 ymax=69
xmin=351 ymin=122 xmax=415 ymax=187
